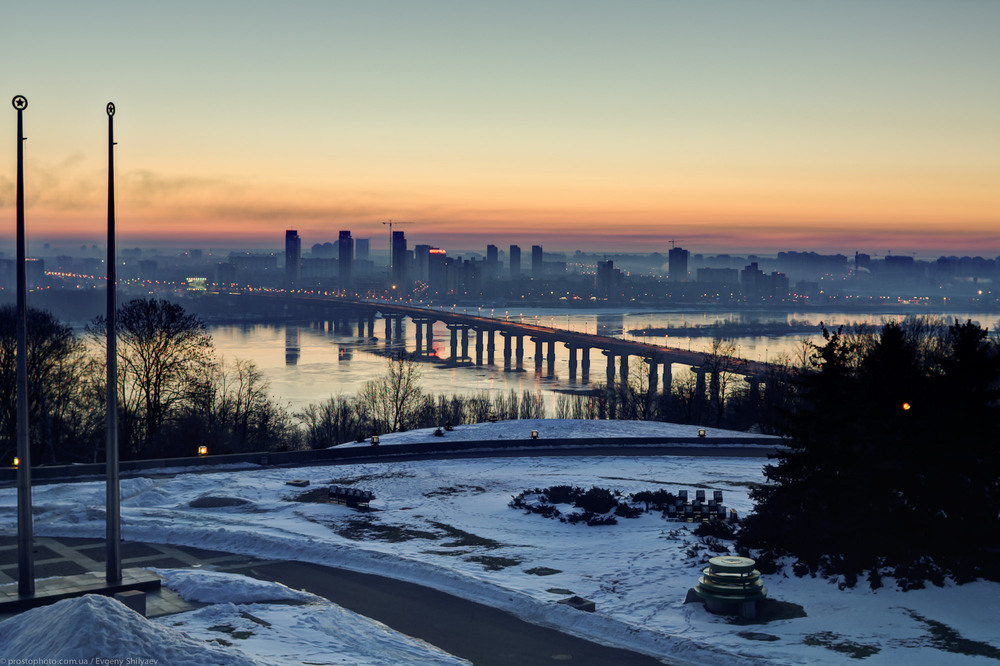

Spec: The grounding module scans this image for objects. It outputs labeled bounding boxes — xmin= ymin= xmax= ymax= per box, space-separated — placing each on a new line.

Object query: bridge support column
xmin=605 ymin=351 xmax=615 ymax=385
xmin=449 ymin=326 xmax=459 ymax=361
xmin=487 ymin=329 xmax=495 ymax=365
xmin=581 ymin=347 xmax=590 ymax=383
xmin=619 ymin=354 xmax=630 ymax=412
xmin=394 ymin=316 xmax=403 ymax=339
xmin=568 ymin=346 xmax=578 ymax=382
xmin=415 ymin=321 xmax=423 ymax=354
xmin=747 ymin=376 xmax=761 ymax=406
xmin=694 ymin=367 xmax=707 ymax=420
xmin=461 ymin=327 xmax=470 ymax=360
xmin=546 ymin=340 xmax=556 ymax=376
xmin=475 ymin=329 xmax=483 ymax=365
xmin=647 ymin=359 xmax=658 ymax=414
xmin=515 ymin=335 xmax=524 ymax=367
xmin=502 ymin=333 xmax=513 ymax=369
xmin=534 ymin=339 xmax=543 ymax=371
xmin=367 ymin=314 xmax=375 ymax=338
xmin=710 ymin=369 xmax=721 ymax=412
xmin=357 ymin=313 xmax=364 ymax=337
xmin=384 ymin=317 xmax=392 ymax=341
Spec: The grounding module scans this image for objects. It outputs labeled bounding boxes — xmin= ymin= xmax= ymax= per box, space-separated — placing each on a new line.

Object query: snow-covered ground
xmin=1 ymin=420 xmax=997 ymax=665
xmin=0 ymin=571 xmax=467 ymax=665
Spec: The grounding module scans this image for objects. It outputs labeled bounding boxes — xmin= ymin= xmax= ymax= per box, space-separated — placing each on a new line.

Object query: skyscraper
xmin=486 ymin=244 xmax=498 ymax=280
xmin=355 ymin=238 xmax=370 ymax=260
xmin=391 ymin=231 xmax=407 ymax=286
xmin=668 ymin=246 xmax=689 ymax=283
xmin=338 ymin=230 xmax=353 ymax=288
xmin=531 ymin=245 xmax=543 ymax=277
xmin=285 ymin=230 xmax=301 ymax=288
xmin=509 ymin=245 xmax=521 ymax=280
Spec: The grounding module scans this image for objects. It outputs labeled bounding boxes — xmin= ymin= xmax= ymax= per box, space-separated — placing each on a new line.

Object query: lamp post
xmin=105 ymin=101 xmax=122 ymax=584
xmin=13 ymin=95 xmax=35 ymax=596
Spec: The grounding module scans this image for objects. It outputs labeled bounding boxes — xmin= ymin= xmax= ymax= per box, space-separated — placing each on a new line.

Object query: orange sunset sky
xmin=3 ymin=1 xmax=999 ymax=257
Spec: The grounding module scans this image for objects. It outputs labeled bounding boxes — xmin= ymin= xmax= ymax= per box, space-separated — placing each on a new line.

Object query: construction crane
xmin=668 ymin=239 xmax=682 ymax=249
xmin=382 ymin=220 xmax=413 ymax=269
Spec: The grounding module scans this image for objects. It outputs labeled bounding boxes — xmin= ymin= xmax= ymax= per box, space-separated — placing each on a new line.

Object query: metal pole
xmin=13 ymin=94 xmax=34 ymax=596
xmin=105 ymin=102 xmax=121 ymax=583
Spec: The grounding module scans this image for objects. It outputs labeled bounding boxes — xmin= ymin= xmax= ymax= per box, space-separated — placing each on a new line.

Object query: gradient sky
xmin=3 ymin=1 xmax=999 ymax=257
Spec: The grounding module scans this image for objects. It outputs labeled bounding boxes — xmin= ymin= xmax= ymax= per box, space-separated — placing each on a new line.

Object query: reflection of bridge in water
xmin=245 ymin=294 xmax=781 ymax=408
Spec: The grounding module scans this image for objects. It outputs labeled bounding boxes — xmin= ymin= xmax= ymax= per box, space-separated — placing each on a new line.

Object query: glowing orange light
xmin=197 ymin=446 xmax=208 ymax=456
xmin=902 ymin=402 xmax=911 ymax=411
xmin=12 ymin=457 xmax=19 ymax=468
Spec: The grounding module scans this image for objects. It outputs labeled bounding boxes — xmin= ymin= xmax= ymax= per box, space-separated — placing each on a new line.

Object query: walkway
xmin=0 ymin=537 xmax=675 ymax=665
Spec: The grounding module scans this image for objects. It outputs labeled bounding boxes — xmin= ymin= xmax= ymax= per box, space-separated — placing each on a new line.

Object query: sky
xmin=2 ymin=1 xmax=999 ymax=257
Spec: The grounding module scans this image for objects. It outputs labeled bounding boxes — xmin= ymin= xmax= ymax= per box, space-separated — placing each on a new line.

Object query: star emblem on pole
xmin=107 ymin=102 xmax=115 ymax=116
xmin=12 ymin=95 xmax=28 ymax=110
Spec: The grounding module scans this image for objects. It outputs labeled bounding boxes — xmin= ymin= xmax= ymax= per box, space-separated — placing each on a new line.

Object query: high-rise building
xmin=338 ymin=230 xmax=353 ymax=288
xmin=509 ymin=245 xmax=521 ymax=279
xmin=391 ymin=231 xmax=407 ymax=286
xmin=668 ymin=246 xmax=689 ymax=283
xmin=486 ymin=244 xmax=498 ymax=280
xmin=285 ymin=230 xmax=301 ymax=288
xmin=531 ymin=245 xmax=543 ymax=277
xmin=355 ymin=238 xmax=370 ymax=260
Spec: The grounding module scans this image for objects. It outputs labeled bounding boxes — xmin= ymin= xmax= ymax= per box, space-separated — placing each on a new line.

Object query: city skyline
xmin=3 ymin=1 xmax=999 ymax=256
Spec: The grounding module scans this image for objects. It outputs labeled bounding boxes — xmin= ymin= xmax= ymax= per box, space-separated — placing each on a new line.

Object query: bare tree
xmin=88 ymin=298 xmax=215 ymax=456
xmin=702 ymin=337 xmax=747 ymax=426
xmin=358 ymin=355 xmax=424 ymax=433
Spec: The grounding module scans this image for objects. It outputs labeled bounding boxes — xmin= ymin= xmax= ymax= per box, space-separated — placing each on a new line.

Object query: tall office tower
xmin=531 ymin=245 xmax=543 ymax=277
xmin=391 ymin=231 xmax=407 ymax=285
xmin=668 ymin=246 xmax=689 ymax=282
xmin=486 ymin=244 xmax=498 ymax=279
xmin=414 ymin=244 xmax=431 ymax=281
xmin=285 ymin=229 xmax=301 ymax=288
xmin=338 ymin=230 xmax=353 ymax=288
xmin=355 ymin=238 xmax=370 ymax=260
xmin=509 ymin=245 xmax=521 ymax=279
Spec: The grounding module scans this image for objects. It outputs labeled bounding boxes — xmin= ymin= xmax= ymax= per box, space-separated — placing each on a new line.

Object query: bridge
xmin=236 ymin=293 xmax=778 ymax=409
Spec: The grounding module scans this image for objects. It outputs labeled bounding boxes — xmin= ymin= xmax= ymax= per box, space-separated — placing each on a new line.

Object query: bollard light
xmin=371 ymin=435 xmax=380 ymax=446
xmin=12 ymin=457 xmax=19 ymax=468
xmin=530 ymin=430 xmax=539 ymax=439
xmin=698 ymin=429 xmax=706 ymax=438
xmin=197 ymin=445 xmax=208 ymax=457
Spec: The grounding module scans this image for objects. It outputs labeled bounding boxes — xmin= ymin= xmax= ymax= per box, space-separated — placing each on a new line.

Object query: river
xmin=209 ymin=307 xmax=1000 ymax=413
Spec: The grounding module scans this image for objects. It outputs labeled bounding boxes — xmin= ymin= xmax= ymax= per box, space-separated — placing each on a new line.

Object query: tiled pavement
xmin=0 ymin=536 xmax=280 ymax=619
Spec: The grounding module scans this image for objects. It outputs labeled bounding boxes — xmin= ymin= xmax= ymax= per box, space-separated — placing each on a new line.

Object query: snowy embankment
xmin=0 ymin=571 xmax=467 ymax=665
xmin=1 ymin=420 xmax=997 ymax=665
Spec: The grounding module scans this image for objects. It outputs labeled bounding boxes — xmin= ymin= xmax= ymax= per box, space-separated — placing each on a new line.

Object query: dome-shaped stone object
xmin=693 ymin=556 xmax=767 ymax=619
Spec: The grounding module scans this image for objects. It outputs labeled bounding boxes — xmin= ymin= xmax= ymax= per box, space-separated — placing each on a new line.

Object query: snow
xmin=344 ymin=418 xmax=776 ymax=446
xmin=1 ymin=419 xmax=997 ymax=665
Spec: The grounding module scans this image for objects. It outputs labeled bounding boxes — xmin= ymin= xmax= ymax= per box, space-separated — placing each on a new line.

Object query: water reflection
xmin=284 ymin=326 xmax=299 ymax=366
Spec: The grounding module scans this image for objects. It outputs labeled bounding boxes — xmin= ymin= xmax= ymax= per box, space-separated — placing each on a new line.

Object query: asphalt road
xmin=233 ymin=560 xmax=675 ymax=666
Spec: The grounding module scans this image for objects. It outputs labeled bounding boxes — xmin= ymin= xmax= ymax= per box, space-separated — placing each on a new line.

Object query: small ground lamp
xmin=530 ymin=430 xmax=539 ymax=439
xmin=371 ymin=435 xmax=380 ymax=446
xmin=698 ymin=429 xmax=706 ymax=438
xmin=12 ymin=457 xmax=19 ymax=468
xmin=197 ymin=445 xmax=208 ymax=457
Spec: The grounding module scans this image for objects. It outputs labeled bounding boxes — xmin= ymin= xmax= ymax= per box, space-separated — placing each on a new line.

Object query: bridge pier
xmin=415 ymin=320 xmax=423 ymax=354
xmin=710 ymin=369 xmax=721 ymax=412
xmin=533 ymin=338 xmax=543 ymax=371
xmin=747 ymin=375 xmax=761 ymax=406
xmin=367 ymin=314 xmax=375 ymax=338
xmin=461 ymin=326 xmax=470 ymax=360
xmin=605 ymin=351 xmax=615 ymax=385
xmin=502 ymin=332 xmax=513 ymax=369
xmin=581 ymin=346 xmax=590 ymax=383
xmin=486 ymin=329 xmax=496 ymax=365
xmin=648 ymin=359 xmax=658 ymax=408
xmin=515 ymin=335 xmax=524 ymax=368
xmin=384 ymin=316 xmax=392 ymax=341
xmin=546 ymin=340 xmax=556 ymax=376
xmin=568 ymin=346 xmax=578 ymax=382
xmin=475 ymin=329 xmax=484 ymax=365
